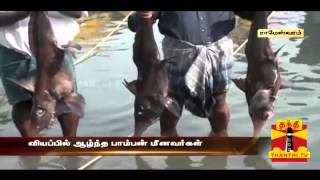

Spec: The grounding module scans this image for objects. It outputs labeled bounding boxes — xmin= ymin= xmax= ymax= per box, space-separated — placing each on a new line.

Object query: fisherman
xmin=0 ymin=11 xmax=88 ymax=137
xmin=128 ymin=11 xmax=255 ymax=136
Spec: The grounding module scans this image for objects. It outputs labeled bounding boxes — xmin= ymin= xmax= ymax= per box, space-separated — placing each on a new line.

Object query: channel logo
xmin=268 ymin=119 xmax=310 ymax=162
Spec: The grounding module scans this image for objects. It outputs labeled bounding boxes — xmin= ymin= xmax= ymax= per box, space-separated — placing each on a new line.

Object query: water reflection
xmin=134 ymin=155 xmax=272 ymax=169
xmin=291 ymin=11 xmax=320 ymax=66
xmin=18 ymin=156 xmax=84 ymax=170
xmin=134 ymin=138 xmax=272 ymax=169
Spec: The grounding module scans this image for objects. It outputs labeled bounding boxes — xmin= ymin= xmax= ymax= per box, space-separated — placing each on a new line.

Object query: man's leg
xmin=160 ymin=95 xmax=184 ymax=137
xmin=58 ymin=113 xmax=80 ymax=137
xmin=208 ymin=92 xmax=230 ymax=137
xmin=160 ymin=110 xmax=180 ymax=137
xmin=12 ymin=100 xmax=39 ymax=137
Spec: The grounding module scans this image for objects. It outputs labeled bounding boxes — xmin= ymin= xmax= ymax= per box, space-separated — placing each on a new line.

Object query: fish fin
xmin=160 ymin=97 xmax=181 ymax=118
xmin=232 ymin=78 xmax=247 ymax=92
xmin=62 ymin=42 xmax=82 ymax=51
xmin=6 ymin=77 xmax=35 ymax=93
xmin=274 ymin=45 xmax=285 ymax=57
xmin=62 ymin=42 xmax=82 ymax=54
xmin=280 ymin=79 xmax=292 ymax=89
xmin=123 ymin=79 xmax=137 ymax=95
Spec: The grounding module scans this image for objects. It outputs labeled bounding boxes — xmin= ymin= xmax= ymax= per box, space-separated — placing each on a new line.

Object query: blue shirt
xmin=128 ymin=11 xmax=255 ymax=45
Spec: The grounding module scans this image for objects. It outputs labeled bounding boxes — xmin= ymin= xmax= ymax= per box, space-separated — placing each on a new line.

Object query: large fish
xmin=123 ymin=17 xmax=180 ymax=136
xmin=10 ymin=11 xmax=85 ymax=131
xmin=233 ymin=11 xmax=289 ymax=136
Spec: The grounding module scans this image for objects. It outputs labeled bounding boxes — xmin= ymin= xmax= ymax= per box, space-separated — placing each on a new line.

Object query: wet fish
xmin=233 ymin=11 xmax=290 ymax=137
xmin=11 ymin=11 xmax=85 ymax=131
xmin=123 ymin=17 xmax=180 ymax=136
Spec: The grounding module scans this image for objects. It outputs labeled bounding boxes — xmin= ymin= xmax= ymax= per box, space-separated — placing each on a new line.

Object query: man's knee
xmin=209 ymin=92 xmax=230 ymax=133
xmin=159 ymin=94 xmax=183 ymax=134
xmin=58 ymin=113 xmax=80 ymax=137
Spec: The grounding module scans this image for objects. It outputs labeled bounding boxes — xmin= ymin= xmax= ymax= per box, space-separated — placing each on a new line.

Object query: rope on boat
xmin=74 ymin=11 xmax=134 ymax=65
xmin=77 ymin=156 xmax=103 ymax=170
xmin=77 ymin=135 xmax=133 ymax=170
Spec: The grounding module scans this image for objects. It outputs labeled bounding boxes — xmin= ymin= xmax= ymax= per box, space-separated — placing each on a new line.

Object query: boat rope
xmin=74 ymin=11 xmax=134 ymax=65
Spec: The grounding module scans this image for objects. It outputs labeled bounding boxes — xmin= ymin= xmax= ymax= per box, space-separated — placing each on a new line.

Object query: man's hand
xmin=128 ymin=11 xmax=159 ymax=32
xmin=0 ymin=11 xmax=29 ymax=27
xmin=137 ymin=11 xmax=153 ymax=19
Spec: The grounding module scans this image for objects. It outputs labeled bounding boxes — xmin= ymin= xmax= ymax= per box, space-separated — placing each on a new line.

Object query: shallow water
xmin=0 ymin=11 xmax=319 ymax=169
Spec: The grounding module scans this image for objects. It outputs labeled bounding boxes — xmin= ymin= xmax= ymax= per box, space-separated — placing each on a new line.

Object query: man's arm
xmin=59 ymin=11 xmax=87 ymax=19
xmin=0 ymin=11 xmax=29 ymax=27
xmin=128 ymin=11 xmax=160 ymax=32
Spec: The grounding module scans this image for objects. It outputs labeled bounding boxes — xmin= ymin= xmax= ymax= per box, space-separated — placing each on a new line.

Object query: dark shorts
xmin=0 ymin=45 xmax=78 ymax=107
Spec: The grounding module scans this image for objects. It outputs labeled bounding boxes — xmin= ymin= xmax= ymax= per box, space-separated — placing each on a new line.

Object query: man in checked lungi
xmin=128 ymin=11 xmax=255 ymax=136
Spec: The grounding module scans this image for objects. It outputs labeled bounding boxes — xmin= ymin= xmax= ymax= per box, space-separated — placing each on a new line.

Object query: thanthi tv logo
xmin=268 ymin=118 xmax=311 ymax=162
